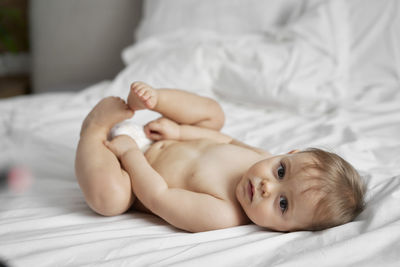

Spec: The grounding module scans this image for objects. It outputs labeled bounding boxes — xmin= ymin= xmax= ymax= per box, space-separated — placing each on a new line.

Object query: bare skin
xmin=75 ymin=97 xmax=135 ymax=216
xmin=75 ymin=82 xmax=321 ymax=232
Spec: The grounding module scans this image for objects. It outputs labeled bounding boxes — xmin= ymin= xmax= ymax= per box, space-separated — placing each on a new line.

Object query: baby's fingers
xmin=144 ymin=121 xmax=164 ymax=138
xmin=144 ymin=125 xmax=162 ymax=140
xmin=148 ymin=132 xmax=163 ymax=141
xmin=145 ymin=120 xmax=163 ymax=131
xmin=104 ymin=136 xmax=125 ymax=151
xmin=104 ymin=140 xmax=117 ymax=154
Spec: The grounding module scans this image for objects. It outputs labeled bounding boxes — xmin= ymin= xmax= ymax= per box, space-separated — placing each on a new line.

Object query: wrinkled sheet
xmin=1 ymin=0 xmax=400 ymax=266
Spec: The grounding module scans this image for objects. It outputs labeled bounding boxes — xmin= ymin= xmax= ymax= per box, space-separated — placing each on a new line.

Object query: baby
xmin=75 ymin=82 xmax=365 ymax=232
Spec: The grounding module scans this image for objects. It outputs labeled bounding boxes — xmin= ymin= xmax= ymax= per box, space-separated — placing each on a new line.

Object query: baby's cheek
xmin=250 ymin=204 xmax=271 ymax=226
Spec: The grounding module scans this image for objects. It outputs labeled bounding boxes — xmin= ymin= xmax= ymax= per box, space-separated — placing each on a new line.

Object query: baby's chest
xmin=150 ymin=141 xmax=258 ymax=197
xmin=183 ymin=146 xmax=256 ymax=198
xmin=154 ymin=147 xmax=240 ymax=188
xmin=185 ymin=165 xmax=238 ymax=200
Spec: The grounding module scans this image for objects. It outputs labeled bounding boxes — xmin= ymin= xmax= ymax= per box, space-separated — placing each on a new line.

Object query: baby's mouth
xmin=248 ymin=180 xmax=254 ymax=202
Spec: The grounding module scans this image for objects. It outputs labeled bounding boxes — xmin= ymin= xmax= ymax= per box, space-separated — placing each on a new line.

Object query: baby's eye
xmin=277 ymin=163 xmax=285 ymax=179
xmin=279 ymin=196 xmax=288 ymax=213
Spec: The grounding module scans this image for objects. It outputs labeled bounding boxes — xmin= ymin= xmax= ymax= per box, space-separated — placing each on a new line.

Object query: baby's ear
xmin=287 ymin=149 xmax=300 ymax=154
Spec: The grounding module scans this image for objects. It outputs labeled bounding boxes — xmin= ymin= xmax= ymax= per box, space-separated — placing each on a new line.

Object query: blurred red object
xmin=8 ymin=166 xmax=33 ymax=193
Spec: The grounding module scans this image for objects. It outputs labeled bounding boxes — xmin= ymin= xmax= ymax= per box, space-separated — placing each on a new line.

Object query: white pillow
xmin=211 ymin=0 xmax=350 ymax=114
xmin=135 ymin=0 xmax=305 ymax=41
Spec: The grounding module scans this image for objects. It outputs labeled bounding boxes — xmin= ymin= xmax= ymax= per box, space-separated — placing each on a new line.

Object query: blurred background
xmin=0 ymin=0 xmax=142 ymax=99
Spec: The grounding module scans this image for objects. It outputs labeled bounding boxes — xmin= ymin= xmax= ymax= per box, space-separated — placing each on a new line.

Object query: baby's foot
xmin=128 ymin=82 xmax=158 ymax=111
xmin=81 ymin=97 xmax=134 ymax=136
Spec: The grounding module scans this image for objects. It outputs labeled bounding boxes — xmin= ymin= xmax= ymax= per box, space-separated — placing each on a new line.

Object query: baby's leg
xmin=75 ymin=97 xmax=135 ymax=216
xmin=128 ymin=82 xmax=225 ymax=130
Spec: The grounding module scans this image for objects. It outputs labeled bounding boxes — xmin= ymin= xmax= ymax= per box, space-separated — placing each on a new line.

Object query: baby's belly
xmin=144 ymin=140 xmax=177 ymax=165
xmin=144 ymin=140 xmax=212 ymax=188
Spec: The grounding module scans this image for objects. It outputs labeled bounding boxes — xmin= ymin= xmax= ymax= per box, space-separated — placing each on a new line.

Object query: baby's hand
xmin=144 ymin=117 xmax=180 ymax=141
xmin=104 ymin=135 xmax=140 ymax=158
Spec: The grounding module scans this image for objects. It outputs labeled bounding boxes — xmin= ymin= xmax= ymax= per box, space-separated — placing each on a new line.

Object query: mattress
xmin=1 ymin=0 xmax=400 ymax=266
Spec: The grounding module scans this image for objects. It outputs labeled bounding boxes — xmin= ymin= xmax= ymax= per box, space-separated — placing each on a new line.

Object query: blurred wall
xmin=30 ymin=0 xmax=142 ymax=93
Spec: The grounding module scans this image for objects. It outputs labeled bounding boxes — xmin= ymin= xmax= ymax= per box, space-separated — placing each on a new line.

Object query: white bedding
xmin=1 ymin=0 xmax=400 ymax=266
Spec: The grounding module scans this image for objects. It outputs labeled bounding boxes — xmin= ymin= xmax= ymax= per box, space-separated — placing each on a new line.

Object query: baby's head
xmin=236 ymin=148 xmax=365 ymax=232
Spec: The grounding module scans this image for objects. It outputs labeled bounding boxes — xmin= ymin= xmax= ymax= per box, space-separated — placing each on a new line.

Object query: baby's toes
xmin=131 ymin=81 xmax=145 ymax=91
xmin=134 ymin=88 xmax=145 ymax=97
xmin=141 ymin=90 xmax=151 ymax=100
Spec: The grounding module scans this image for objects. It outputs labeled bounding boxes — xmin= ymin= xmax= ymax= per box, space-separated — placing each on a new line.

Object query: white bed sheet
xmin=1 ymin=0 xmax=400 ymax=266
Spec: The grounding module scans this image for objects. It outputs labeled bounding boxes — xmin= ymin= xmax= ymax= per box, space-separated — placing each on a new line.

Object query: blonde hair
xmin=299 ymin=148 xmax=366 ymax=231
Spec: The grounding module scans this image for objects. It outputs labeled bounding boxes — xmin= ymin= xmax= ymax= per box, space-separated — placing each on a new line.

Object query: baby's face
xmin=236 ymin=152 xmax=323 ymax=231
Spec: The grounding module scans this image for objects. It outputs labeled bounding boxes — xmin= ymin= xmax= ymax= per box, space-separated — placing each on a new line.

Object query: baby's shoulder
xmin=228 ymin=139 xmax=271 ymax=157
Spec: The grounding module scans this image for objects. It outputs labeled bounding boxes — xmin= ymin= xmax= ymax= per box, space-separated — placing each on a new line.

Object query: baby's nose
xmin=261 ymin=180 xmax=271 ymax=198
xmin=261 ymin=179 xmax=280 ymax=198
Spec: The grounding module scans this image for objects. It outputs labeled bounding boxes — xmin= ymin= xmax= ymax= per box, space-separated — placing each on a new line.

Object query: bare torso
xmin=133 ymin=139 xmax=265 ymax=220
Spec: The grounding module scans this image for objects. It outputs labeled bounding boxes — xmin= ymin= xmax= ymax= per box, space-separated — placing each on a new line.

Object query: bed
xmin=1 ymin=0 xmax=400 ymax=266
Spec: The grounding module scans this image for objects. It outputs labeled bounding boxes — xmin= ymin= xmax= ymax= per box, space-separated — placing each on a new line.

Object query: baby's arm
xmin=144 ymin=117 xmax=232 ymax=143
xmin=104 ymin=135 xmax=241 ymax=232
xmin=145 ymin=117 xmax=270 ymax=156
